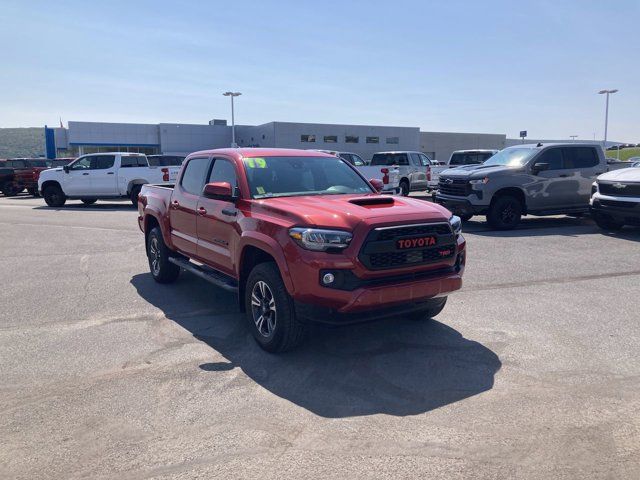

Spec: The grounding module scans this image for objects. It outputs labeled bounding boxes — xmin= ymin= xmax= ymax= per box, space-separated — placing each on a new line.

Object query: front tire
xmin=147 ymin=227 xmax=180 ymax=283
xmin=244 ymin=262 xmax=305 ymax=353
xmin=27 ymin=187 xmax=39 ymax=197
xmin=487 ymin=195 xmax=522 ymax=230
xmin=410 ymin=297 xmax=448 ymax=320
xmin=2 ymin=182 xmax=19 ymax=197
xmin=593 ymin=214 xmax=624 ymax=232
xmin=43 ymin=184 xmax=67 ymax=207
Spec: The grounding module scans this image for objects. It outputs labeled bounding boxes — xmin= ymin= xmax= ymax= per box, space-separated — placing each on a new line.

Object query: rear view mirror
xmin=203 ymin=182 xmax=235 ymax=200
xmin=63 ymin=165 xmax=70 ymax=173
xmin=532 ymin=162 xmax=549 ymax=174
xmin=369 ymin=178 xmax=384 ymax=192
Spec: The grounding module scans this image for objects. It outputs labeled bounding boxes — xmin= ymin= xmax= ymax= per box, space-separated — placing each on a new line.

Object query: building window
xmin=386 ymin=137 xmax=399 ymax=145
xmin=345 ymin=135 xmax=359 ymax=143
xmin=301 ymin=134 xmax=316 ymax=143
xmin=324 ymin=135 xmax=337 ymax=143
xmin=366 ymin=136 xmax=379 ymax=144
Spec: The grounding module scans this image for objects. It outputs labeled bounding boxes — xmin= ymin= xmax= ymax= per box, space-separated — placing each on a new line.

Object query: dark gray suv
xmin=436 ymin=143 xmax=609 ymax=229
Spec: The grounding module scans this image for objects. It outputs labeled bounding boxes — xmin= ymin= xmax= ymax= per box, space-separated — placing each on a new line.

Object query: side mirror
xmin=203 ymin=181 xmax=235 ymax=200
xmin=532 ymin=162 xmax=549 ymax=174
xmin=369 ymin=178 xmax=384 ymax=193
xmin=63 ymin=165 xmax=70 ymax=173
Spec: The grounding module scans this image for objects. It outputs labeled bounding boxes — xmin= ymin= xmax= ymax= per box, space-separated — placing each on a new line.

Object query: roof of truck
xmin=187 ymin=148 xmax=337 ymax=159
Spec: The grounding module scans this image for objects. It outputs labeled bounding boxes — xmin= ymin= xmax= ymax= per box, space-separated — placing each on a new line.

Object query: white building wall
xmin=67 ymin=121 xmax=159 ymax=147
xmin=159 ymin=123 xmax=232 ymax=155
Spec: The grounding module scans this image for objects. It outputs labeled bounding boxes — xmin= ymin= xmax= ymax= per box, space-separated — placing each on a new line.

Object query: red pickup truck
xmin=138 ymin=148 xmax=466 ymax=352
xmin=0 ymin=158 xmax=49 ymax=196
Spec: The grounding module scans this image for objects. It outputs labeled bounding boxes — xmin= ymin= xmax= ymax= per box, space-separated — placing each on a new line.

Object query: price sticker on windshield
xmin=245 ymin=158 xmax=267 ymax=168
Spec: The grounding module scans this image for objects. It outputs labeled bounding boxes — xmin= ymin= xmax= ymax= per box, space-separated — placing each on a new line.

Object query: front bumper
xmin=590 ymin=196 xmax=640 ymax=226
xmin=435 ymin=194 xmax=486 ymax=216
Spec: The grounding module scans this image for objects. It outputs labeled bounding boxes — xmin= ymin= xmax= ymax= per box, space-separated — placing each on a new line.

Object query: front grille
xmin=599 ymin=182 xmax=640 ymax=197
xmin=359 ymin=222 xmax=456 ymax=270
xmin=599 ymin=199 xmax=638 ymax=209
xmin=438 ymin=178 xmax=471 ymax=196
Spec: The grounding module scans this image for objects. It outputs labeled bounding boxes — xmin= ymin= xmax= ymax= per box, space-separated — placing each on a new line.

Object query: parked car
xmin=628 ymin=157 xmax=640 ymax=166
xmin=429 ymin=149 xmax=499 ymax=189
xmin=147 ymin=155 xmax=185 ymax=166
xmin=590 ymin=167 xmax=640 ymax=231
xmin=38 ymin=152 xmax=180 ymax=207
xmin=313 ymin=150 xmax=367 ymax=166
xmin=436 ymin=143 xmax=611 ymax=229
xmin=138 ymin=148 xmax=465 ymax=352
xmin=0 ymin=158 xmax=48 ymax=196
xmin=0 ymin=166 xmax=17 ymax=196
xmin=360 ymin=151 xmax=434 ymax=196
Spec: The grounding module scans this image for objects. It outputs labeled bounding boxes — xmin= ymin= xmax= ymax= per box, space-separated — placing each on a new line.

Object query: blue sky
xmin=1 ymin=0 xmax=638 ymax=141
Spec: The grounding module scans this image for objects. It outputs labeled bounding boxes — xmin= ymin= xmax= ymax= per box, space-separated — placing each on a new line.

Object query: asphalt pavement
xmin=1 ymin=195 xmax=639 ymax=479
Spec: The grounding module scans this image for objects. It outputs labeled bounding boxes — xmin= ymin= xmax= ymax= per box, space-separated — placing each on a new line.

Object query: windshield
xmin=483 ymin=148 xmax=538 ymax=167
xmin=242 ymin=156 xmax=373 ymax=199
xmin=25 ymin=160 xmax=48 ymax=167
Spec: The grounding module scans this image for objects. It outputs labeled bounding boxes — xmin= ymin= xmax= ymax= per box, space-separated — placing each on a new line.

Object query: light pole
xmin=223 ymin=91 xmax=242 ymax=147
xmin=598 ymin=89 xmax=618 ymax=150
xmin=569 ymin=135 xmax=578 ymax=142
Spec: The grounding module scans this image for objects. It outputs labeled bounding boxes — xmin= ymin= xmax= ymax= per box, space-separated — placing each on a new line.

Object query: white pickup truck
xmin=428 ymin=149 xmax=499 ymax=189
xmin=357 ymin=151 xmax=434 ymax=196
xmin=38 ymin=152 xmax=180 ymax=207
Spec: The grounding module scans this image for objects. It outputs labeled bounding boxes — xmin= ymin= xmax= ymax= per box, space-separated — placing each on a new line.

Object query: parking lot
xmin=1 ymin=194 xmax=639 ymax=479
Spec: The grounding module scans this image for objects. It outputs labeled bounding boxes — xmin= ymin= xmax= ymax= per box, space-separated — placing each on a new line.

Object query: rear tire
xmin=81 ymin=198 xmax=97 ymax=205
xmin=43 ymin=184 xmax=66 ymax=207
xmin=147 ymin=227 xmax=180 ymax=283
xmin=487 ymin=195 xmax=522 ymax=230
xmin=409 ymin=297 xmax=448 ymax=320
xmin=2 ymin=182 xmax=19 ymax=197
xmin=27 ymin=187 xmax=39 ymax=197
xmin=130 ymin=185 xmax=142 ymax=207
xmin=593 ymin=214 xmax=624 ymax=232
xmin=399 ymin=180 xmax=410 ymax=197
xmin=244 ymin=262 xmax=305 ymax=353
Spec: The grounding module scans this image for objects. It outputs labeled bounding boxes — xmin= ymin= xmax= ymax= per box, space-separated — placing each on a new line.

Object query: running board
xmin=168 ymin=257 xmax=239 ymax=293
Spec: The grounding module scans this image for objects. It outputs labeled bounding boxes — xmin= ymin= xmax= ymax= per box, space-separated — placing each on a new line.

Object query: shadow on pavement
xmin=131 ymin=272 xmax=501 ymax=418
xmin=33 ymin=202 xmax=135 ymax=212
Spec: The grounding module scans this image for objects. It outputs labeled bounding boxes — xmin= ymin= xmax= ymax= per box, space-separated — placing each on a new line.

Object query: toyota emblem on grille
xmin=612 ymin=183 xmax=626 ymax=189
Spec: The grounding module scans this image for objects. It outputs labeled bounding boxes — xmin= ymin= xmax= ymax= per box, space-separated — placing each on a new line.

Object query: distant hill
xmin=0 ymin=128 xmax=44 ymax=158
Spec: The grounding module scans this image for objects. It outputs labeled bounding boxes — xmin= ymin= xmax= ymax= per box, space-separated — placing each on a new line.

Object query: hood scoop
xmin=348 ymin=196 xmax=395 ymax=206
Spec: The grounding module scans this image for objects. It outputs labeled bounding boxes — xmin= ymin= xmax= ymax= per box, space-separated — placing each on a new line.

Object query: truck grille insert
xmin=359 ymin=223 xmax=457 ymax=270
xmin=599 ymin=182 xmax=640 ymax=197
xmin=438 ymin=178 xmax=471 ymax=196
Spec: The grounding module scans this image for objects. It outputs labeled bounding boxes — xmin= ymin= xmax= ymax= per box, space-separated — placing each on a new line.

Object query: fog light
xmin=322 ymin=273 xmax=335 ymax=285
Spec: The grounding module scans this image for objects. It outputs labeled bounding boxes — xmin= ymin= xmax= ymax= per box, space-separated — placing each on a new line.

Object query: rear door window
xmin=410 ymin=153 xmax=422 ymax=166
xmin=350 ymin=154 xmax=365 ymax=166
xmin=181 ymin=157 xmax=211 ymax=195
xmin=563 ymin=147 xmax=599 ymax=169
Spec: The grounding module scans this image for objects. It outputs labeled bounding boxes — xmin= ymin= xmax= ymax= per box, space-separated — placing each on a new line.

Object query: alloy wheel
xmin=251 ymin=280 xmax=277 ymax=337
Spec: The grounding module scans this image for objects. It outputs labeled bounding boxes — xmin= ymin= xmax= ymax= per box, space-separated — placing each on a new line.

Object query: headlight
xmin=449 ymin=215 xmax=462 ymax=235
xmin=289 ymin=228 xmax=353 ymax=251
xmin=591 ymin=182 xmax=598 ymax=195
xmin=469 ymin=177 xmax=489 ymax=185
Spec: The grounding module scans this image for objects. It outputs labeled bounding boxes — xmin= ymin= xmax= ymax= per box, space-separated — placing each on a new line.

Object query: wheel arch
xmin=127 ymin=179 xmax=148 ymax=195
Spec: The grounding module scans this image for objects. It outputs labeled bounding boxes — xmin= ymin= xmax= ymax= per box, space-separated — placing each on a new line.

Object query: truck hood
xmin=252 ymin=194 xmax=452 ymax=230
xmin=598 ymin=167 xmax=640 ymax=183
xmin=442 ymin=164 xmax=518 ymax=179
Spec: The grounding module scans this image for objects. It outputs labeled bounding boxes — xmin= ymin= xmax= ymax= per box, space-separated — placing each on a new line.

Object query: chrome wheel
xmin=149 ymin=237 xmax=161 ymax=276
xmin=251 ymin=280 xmax=277 ymax=337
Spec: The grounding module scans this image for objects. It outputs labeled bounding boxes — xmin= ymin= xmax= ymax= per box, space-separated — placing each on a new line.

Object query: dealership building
xmin=45 ymin=120 xmax=508 ymax=162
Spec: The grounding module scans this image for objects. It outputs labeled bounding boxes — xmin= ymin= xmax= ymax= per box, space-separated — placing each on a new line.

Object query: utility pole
xmin=223 ymin=91 xmax=242 ymax=147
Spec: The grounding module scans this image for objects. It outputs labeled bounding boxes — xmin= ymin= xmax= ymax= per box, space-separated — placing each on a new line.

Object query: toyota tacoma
xmin=138 ymin=148 xmax=465 ymax=352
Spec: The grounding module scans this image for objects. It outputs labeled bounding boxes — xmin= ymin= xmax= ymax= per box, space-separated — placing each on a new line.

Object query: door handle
xmin=222 ymin=208 xmax=237 ymax=216
xmin=82 ymin=172 xmax=89 ymax=176
xmin=558 ymin=174 xmax=569 ymax=178
xmin=197 ymin=207 xmax=207 ymax=215
xmin=107 ymin=172 xmax=115 ymax=175
xmin=171 ymin=200 xmax=180 ymax=209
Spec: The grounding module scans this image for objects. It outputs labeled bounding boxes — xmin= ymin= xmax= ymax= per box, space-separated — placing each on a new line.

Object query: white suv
xmin=38 ymin=152 xmax=180 ymax=207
